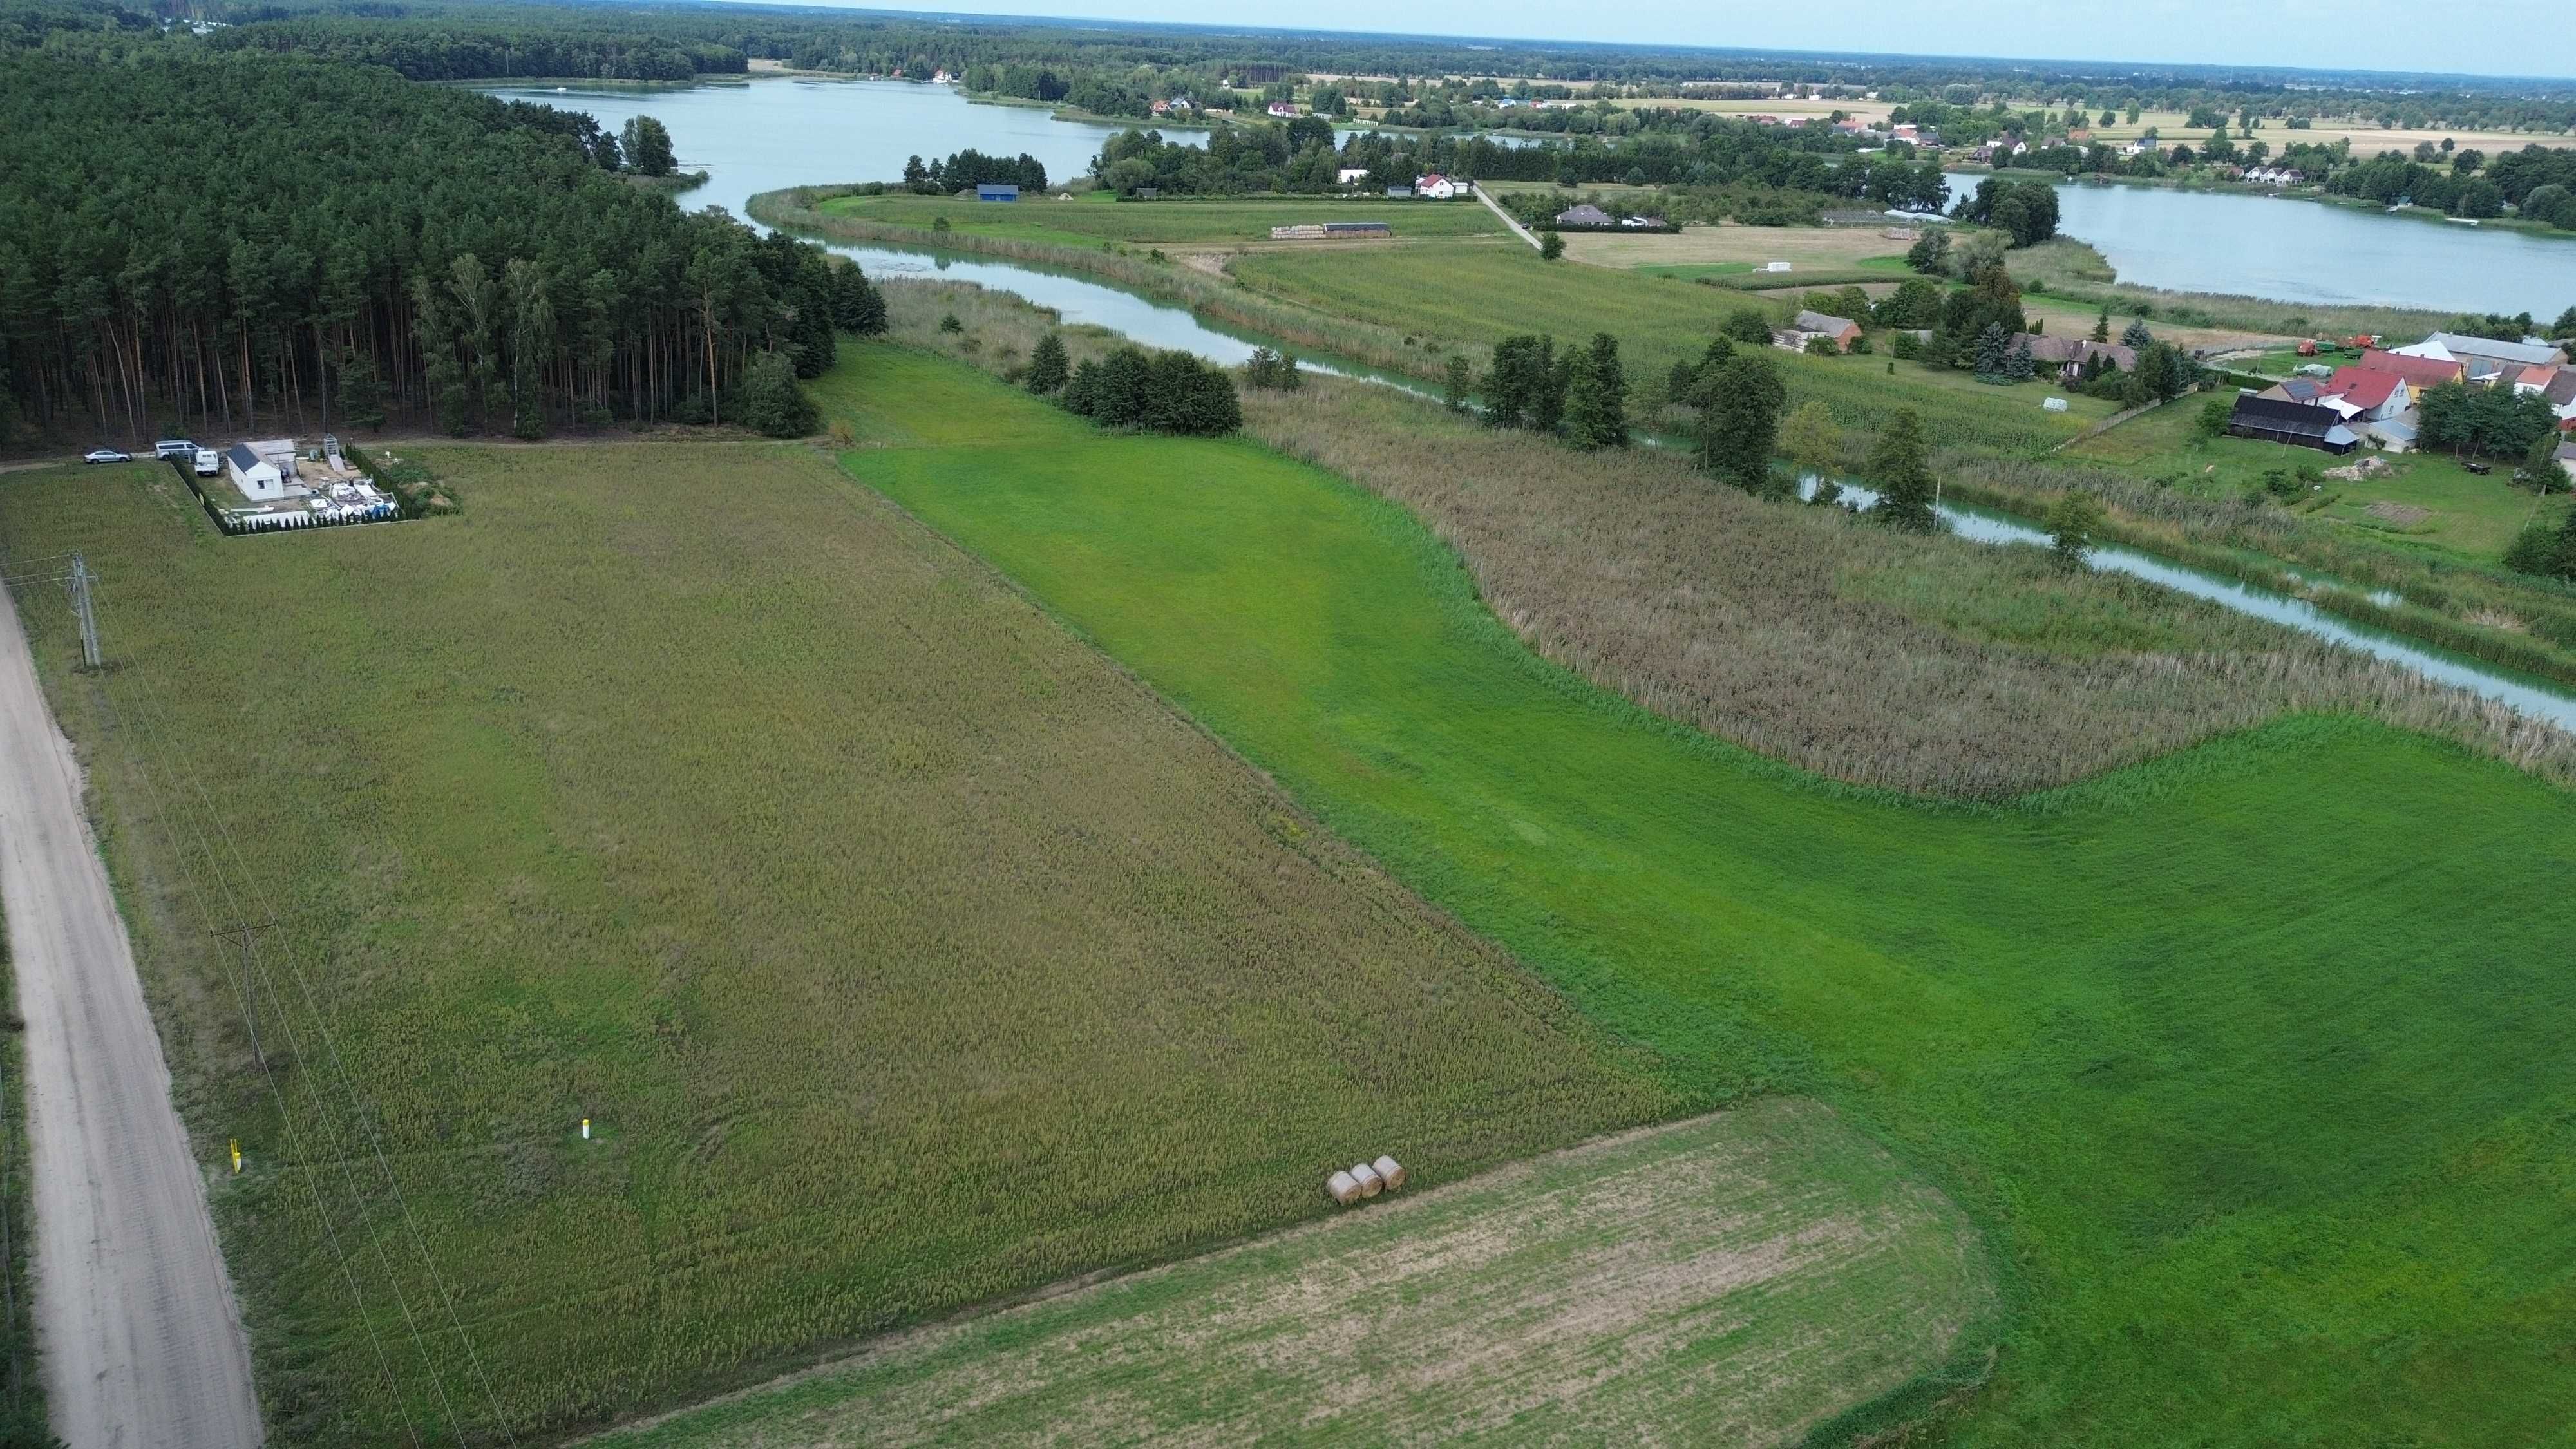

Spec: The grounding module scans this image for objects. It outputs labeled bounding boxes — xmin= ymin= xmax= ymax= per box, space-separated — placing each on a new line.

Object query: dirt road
xmin=0 ymin=586 xmax=262 ymax=1447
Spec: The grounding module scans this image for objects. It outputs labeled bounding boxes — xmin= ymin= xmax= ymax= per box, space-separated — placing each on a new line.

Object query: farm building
xmin=2009 ymin=334 xmax=2135 ymax=383
xmin=1267 ymin=222 xmax=1392 ymax=240
xmin=2227 ymin=394 xmax=2358 ymax=454
xmin=974 ymin=184 xmax=1019 ymax=202
xmin=2391 ymin=332 xmax=2569 ymax=385
xmin=1788 ymin=311 xmax=1863 ymax=350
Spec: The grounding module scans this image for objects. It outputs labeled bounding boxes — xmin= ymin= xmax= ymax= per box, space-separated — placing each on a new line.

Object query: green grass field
xmin=2070 ymin=402 xmax=2575 ymax=563
xmin=1224 ymin=242 xmax=2116 ymax=453
xmin=816 ymin=343 xmax=2576 ymax=1446
xmin=0 ymin=444 xmax=1693 ymax=1442
xmin=598 ymin=1103 xmax=1993 ymax=1446
xmin=816 ymin=192 xmax=1504 ymax=247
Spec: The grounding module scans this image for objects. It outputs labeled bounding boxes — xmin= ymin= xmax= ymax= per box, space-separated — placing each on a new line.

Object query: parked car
xmin=82 ymin=448 xmax=130 ymax=464
xmin=194 ymin=447 xmax=220 ymax=477
xmin=153 ymin=438 xmax=196 ymax=459
xmin=2464 ymin=459 xmax=2493 ymax=475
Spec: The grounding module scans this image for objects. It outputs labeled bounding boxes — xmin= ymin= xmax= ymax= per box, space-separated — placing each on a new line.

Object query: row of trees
xmin=901 ymin=149 xmax=1050 ymax=194
xmin=0 ymin=48 xmax=882 ymax=446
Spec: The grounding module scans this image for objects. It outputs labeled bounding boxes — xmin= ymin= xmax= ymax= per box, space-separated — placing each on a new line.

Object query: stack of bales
xmin=1325 ymin=1154 xmax=1408 ymax=1206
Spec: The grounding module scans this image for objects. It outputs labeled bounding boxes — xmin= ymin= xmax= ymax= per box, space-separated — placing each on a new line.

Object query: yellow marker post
xmin=230 ymin=1139 xmax=242 ymax=1174
xmin=581 ymin=1117 xmax=591 ymax=1141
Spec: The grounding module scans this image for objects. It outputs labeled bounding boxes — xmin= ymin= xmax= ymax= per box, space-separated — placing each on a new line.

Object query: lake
xmin=478 ymin=77 xmax=1180 ymax=221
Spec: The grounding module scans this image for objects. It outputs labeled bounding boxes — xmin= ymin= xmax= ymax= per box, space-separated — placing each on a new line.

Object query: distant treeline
xmin=0 ymin=47 xmax=884 ymax=445
xmin=201 ymin=13 xmax=744 ymax=80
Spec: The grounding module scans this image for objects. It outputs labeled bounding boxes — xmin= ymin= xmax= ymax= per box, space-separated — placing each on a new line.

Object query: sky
xmin=732 ymin=0 xmax=2576 ymax=82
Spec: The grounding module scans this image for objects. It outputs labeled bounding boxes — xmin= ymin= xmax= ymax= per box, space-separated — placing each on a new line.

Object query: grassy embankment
xmin=0 ymin=446 xmax=1707 ymax=1441
xmin=599 ymin=1104 xmax=1991 ymax=1447
xmin=804 ymin=341 xmax=2576 ymax=1446
xmin=815 ymin=191 xmax=1506 ymax=247
xmin=2002 ymin=236 xmax=2455 ymax=342
xmin=0 ymin=920 xmax=42 ymax=1446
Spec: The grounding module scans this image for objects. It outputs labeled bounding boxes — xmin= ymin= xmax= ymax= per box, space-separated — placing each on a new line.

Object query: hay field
xmin=2038 ymin=107 xmax=2575 ymax=154
xmin=831 ymin=343 xmax=2576 ymax=1446
xmin=596 ymin=1103 xmax=1993 ymax=1446
xmin=1560 ymin=223 xmax=1913 ymax=270
xmin=0 ymin=440 xmax=1676 ymax=1441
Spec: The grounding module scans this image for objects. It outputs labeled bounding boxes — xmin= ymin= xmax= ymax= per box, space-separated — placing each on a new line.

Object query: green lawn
xmin=598 ymin=1103 xmax=1993 ymax=1446
xmin=1226 ymin=242 xmax=2115 ymax=454
xmin=824 ymin=344 xmax=2576 ymax=1446
xmin=816 ymin=192 xmax=1504 ymax=247
xmin=2072 ymin=402 xmax=2574 ymax=563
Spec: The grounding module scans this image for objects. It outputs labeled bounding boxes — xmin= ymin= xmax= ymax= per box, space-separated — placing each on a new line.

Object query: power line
xmin=116 ymin=609 xmax=518 ymax=1445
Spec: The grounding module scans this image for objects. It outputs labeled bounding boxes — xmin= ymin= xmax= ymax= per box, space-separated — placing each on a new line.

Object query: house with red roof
xmin=2354 ymin=349 xmax=2465 ymax=392
xmin=2318 ymin=366 xmax=2410 ymax=421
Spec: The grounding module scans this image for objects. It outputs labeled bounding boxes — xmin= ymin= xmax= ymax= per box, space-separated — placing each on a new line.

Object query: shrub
xmin=737 ymin=350 xmax=819 ymax=437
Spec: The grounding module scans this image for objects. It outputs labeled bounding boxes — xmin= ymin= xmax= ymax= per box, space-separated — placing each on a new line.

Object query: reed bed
xmin=885 ymin=278 xmax=2576 ymax=796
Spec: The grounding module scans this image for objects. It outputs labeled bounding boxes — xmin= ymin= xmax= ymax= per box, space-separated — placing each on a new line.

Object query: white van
xmin=154 ymin=438 xmax=196 ymax=460
xmin=194 ymin=448 xmax=220 ymax=477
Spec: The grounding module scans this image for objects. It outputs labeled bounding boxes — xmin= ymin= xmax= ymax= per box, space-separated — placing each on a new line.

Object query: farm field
xmin=821 ymin=342 xmax=2576 ymax=1446
xmin=814 ymin=191 xmax=1504 ymax=247
xmin=1223 ymin=241 xmax=2118 ymax=451
xmin=0 ymin=443 xmax=1681 ymax=1441
xmin=2009 ymin=106 xmax=2576 ymax=155
xmin=598 ymin=1103 xmax=1993 ymax=1447
xmin=1562 ymin=223 xmax=1912 ymax=271
xmin=2066 ymin=399 xmax=2575 ymax=562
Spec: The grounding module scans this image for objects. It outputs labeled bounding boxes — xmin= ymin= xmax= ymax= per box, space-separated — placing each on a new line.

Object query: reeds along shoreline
xmin=878 ymin=278 xmax=2576 ymax=797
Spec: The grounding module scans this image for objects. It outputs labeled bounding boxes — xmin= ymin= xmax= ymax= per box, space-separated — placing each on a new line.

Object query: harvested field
xmin=813 ymin=192 xmax=1504 ymax=248
xmin=0 ymin=443 xmax=1675 ymax=1441
xmin=593 ymin=1103 xmax=1993 ymax=1447
xmin=1562 ymin=223 xmax=1913 ymax=270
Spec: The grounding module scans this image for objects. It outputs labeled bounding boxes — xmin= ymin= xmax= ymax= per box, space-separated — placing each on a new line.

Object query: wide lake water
xmin=497 ymin=78 xmax=2576 ymax=728
xmin=2045 ymin=182 xmax=2576 ymax=317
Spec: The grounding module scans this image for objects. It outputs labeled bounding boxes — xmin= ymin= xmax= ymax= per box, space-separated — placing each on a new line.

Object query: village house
xmin=2007 ymin=334 xmax=2134 ymax=383
xmin=1335 ymin=166 xmax=1370 ymax=186
xmin=1412 ymin=173 xmax=1459 ymax=200
xmin=1267 ymin=101 xmax=1300 ymax=118
xmin=1554 ymin=203 xmax=1613 ymax=226
xmin=1776 ymin=310 xmax=1862 ymax=353
xmin=2124 ymin=137 xmax=2156 ymax=156
xmin=2318 ymin=366 xmax=2412 ymax=422
xmin=225 ymin=440 xmax=288 ymax=500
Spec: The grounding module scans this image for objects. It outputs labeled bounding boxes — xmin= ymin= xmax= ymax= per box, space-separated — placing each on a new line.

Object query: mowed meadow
xmin=0 ymin=445 xmax=1693 ymax=1441
xmin=816 ymin=343 xmax=2576 ymax=1446
xmin=603 ymin=1104 xmax=1993 ymax=1448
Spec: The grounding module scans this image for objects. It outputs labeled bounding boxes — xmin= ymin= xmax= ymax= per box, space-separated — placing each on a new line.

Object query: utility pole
xmin=68 ymin=554 xmax=99 ymax=670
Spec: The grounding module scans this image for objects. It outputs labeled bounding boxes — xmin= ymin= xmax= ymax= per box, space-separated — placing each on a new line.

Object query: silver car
xmin=83 ymin=449 xmax=131 ymax=464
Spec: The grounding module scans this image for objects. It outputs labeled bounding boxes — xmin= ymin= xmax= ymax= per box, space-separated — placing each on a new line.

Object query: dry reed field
xmin=0 ymin=445 xmax=1676 ymax=1442
xmin=884 ymin=282 xmax=2576 ymax=796
xmin=596 ymin=1103 xmax=1993 ymax=1447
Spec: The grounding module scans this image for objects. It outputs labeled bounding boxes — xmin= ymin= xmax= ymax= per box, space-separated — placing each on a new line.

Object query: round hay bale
xmin=1350 ymin=1162 xmax=1383 ymax=1197
xmin=1372 ymin=1155 xmax=1406 ymax=1191
xmin=1326 ymin=1170 xmax=1361 ymax=1206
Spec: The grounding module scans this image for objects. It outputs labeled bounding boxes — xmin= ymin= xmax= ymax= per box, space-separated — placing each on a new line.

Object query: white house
xmin=1267 ymin=102 xmax=1300 ymax=118
xmin=1413 ymin=173 xmax=1458 ymax=200
xmin=225 ymin=442 xmax=286 ymax=500
xmin=1335 ymin=167 xmax=1370 ymax=186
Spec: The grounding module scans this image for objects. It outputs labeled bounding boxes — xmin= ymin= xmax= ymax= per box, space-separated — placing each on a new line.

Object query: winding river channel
xmin=494 ymin=78 xmax=2576 ymax=730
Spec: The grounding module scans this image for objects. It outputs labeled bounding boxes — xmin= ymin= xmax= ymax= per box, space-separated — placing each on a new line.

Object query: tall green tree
xmin=1781 ymin=399 xmax=1842 ymax=503
xmin=1026 ymin=332 xmax=1068 ymax=394
xmin=1563 ymin=332 xmax=1627 ymax=450
xmin=621 ymin=114 xmax=676 ymax=176
xmin=1700 ymin=352 xmax=1786 ymax=494
xmin=2046 ymin=489 xmax=2104 ymax=568
xmin=1866 ymin=408 xmax=1940 ymax=531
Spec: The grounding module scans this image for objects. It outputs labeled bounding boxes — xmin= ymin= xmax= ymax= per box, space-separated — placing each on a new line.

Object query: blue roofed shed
xmin=976 ymin=183 xmax=1019 ymax=202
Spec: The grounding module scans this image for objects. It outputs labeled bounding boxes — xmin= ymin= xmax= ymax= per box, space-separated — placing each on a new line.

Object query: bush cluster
xmin=1061 ymin=346 xmax=1242 ymax=435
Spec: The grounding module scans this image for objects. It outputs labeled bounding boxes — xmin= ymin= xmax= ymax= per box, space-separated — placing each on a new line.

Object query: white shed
xmin=224 ymin=444 xmax=284 ymax=500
